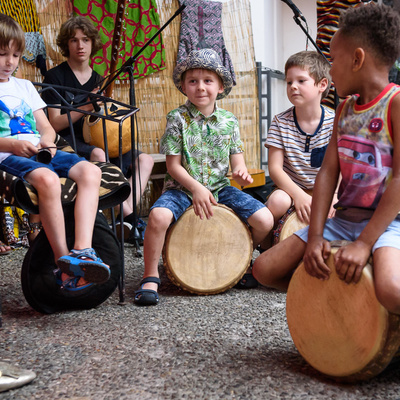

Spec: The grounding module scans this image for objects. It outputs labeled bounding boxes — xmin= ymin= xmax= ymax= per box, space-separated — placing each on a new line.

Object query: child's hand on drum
xmin=293 ymin=192 xmax=312 ymax=224
xmin=303 ymin=236 xmax=331 ymax=280
xmin=231 ymin=168 xmax=253 ymax=187
xmin=192 ymin=185 xmax=217 ymax=220
xmin=334 ymin=241 xmax=371 ymax=284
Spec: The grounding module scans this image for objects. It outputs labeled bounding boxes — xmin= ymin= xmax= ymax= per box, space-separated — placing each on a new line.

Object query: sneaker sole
xmin=57 ymin=260 xmax=110 ymax=284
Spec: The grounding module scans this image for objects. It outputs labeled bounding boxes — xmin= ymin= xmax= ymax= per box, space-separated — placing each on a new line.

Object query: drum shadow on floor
xmin=260 ymin=346 xmax=400 ymax=387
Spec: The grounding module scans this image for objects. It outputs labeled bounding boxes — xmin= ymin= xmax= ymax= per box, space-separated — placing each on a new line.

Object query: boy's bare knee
xmin=90 ymin=147 xmax=106 ymax=162
xmin=34 ymin=170 xmax=61 ymax=194
xmin=77 ymin=161 xmax=102 ymax=183
xmin=252 ymin=252 xmax=274 ymax=284
xmin=253 ymin=236 xmax=306 ymax=291
xmin=148 ymin=208 xmax=173 ymax=232
xmin=138 ymin=153 xmax=154 ymax=171
xmin=249 ymin=207 xmax=274 ymax=232
xmin=375 ymin=282 xmax=400 ymax=315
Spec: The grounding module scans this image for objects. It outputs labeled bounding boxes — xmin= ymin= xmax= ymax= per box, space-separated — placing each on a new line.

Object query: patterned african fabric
xmin=176 ymin=0 xmax=236 ymax=86
xmin=73 ymin=0 xmax=165 ymax=80
xmin=160 ymin=100 xmax=244 ymax=200
xmin=0 ymin=0 xmax=47 ymax=74
xmin=316 ymin=0 xmax=373 ymax=109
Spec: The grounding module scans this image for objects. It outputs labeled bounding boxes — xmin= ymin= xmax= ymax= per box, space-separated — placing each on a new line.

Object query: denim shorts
xmin=151 ymin=185 xmax=266 ymax=222
xmin=295 ymin=216 xmax=400 ymax=252
xmin=0 ymin=150 xmax=86 ymax=179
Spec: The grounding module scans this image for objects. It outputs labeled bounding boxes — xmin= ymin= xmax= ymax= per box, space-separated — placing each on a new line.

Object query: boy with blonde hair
xmin=0 ymin=14 xmax=110 ymax=290
xmin=134 ymin=49 xmax=274 ymax=305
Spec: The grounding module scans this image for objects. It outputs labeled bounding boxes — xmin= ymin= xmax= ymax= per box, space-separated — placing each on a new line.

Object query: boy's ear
xmin=181 ymin=81 xmax=187 ymax=95
xmin=352 ymin=47 xmax=365 ymax=72
xmin=218 ymin=81 xmax=224 ymax=94
xmin=318 ymin=77 xmax=329 ymax=93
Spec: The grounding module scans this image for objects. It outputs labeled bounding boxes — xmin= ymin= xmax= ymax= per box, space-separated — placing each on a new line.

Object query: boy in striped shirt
xmin=261 ymin=51 xmax=335 ymax=250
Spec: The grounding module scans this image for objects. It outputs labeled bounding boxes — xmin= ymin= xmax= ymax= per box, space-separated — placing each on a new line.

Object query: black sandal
xmin=134 ymin=277 xmax=161 ymax=306
xmin=235 ymin=273 xmax=258 ymax=289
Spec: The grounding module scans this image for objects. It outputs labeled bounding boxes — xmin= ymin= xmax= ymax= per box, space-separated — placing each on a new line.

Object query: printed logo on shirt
xmin=369 ymin=118 xmax=384 ymax=134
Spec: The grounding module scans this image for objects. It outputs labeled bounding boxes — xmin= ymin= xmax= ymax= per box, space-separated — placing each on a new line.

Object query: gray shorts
xmin=295 ymin=216 xmax=400 ymax=252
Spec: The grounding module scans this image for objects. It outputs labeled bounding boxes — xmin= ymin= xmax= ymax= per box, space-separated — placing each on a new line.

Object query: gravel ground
xmin=0 ymin=245 xmax=399 ymax=400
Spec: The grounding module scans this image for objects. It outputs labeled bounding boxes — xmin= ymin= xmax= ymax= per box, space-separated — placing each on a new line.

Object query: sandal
xmin=55 ymin=270 xmax=93 ymax=292
xmin=0 ymin=240 xmax=11 ymax=255
xmin=56 ymin=248 xmax=110 ymax=284
xmin=235 ymin=273 xmax=258 ymax=289
xmin=134 ymin=277 xmax=161 ymax=306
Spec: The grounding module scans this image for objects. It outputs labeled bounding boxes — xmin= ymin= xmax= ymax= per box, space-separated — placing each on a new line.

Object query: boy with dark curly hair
xmin=253 ymin=3 xmax=400 ymax=315
xmin=43 ymin=16 xmax=154 ymax=242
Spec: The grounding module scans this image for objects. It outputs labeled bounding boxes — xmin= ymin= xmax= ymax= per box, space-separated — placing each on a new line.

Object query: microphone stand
xmin=285 ymin=3 xmax=338 ymax=108
xmin=99 ymin=4 xmax=185 ymax=303
xmin=290 ymin=13 xmax=330 ymax=65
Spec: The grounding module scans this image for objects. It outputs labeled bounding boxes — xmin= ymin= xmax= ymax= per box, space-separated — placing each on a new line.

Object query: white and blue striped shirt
xmin=266 ymin=105 xmax=335 ymax=190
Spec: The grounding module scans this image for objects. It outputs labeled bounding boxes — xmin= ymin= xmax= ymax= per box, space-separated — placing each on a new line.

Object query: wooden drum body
xmin=83 ymin=106 xmax=135 ymax=158
xmin=162 ymin=204 xmax=253 ymax=295
xmin=286 ymin=240 xmax=400 ymax=382
xmin=273 ymin=207 xmax=307 ymax=245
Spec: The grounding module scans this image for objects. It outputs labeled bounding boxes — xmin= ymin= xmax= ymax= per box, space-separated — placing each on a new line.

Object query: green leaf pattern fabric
xmin=160 ymin=101 xmax=244 ymax=200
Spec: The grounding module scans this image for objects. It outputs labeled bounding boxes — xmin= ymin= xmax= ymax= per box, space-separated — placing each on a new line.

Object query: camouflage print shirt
xmin=160 ymin=100 xmax=244 ymax=200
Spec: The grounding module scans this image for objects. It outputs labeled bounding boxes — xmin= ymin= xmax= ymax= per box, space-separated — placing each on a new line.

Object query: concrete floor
xmin=0 ymin=245 xmax=399 ymax=400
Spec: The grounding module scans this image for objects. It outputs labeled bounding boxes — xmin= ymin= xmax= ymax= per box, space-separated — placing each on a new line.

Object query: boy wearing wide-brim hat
xmin=134 ymin=49 xmax=274 ymax=306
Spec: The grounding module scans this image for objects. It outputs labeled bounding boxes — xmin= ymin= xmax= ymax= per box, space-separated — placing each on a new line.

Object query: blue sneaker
xmin=56 ymin=248 xmax=110 ymax=284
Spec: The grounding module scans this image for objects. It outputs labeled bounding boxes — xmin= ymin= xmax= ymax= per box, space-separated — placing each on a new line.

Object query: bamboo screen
xmin=18 ymin=0 xmax=260 ymax=169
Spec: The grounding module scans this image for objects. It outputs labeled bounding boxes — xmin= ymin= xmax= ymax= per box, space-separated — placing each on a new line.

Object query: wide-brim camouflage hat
xmin=173 ymin=49 xmax=233 ymax=100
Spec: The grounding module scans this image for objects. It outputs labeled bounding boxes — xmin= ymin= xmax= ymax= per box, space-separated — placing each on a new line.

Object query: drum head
xmin=21 ymin=212 xmax=122 ymax=314
xmin=163 ymin=205 xmax=253 ymax=295
xmin=286 ymin=241 xmax=400 ymax=380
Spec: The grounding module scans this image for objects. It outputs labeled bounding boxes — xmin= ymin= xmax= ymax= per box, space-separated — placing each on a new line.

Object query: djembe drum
xmin=273 ymin=206 xmax=308 ymax=245
xmin=286 ymin=240 xmax=400 ymax=382
xmin=83 ymin=105 xmax=135 ymax=158
xmin=162 ymin=204 xmax=253 ymax=294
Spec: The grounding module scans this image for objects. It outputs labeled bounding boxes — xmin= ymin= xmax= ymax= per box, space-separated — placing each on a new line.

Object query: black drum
xmin=21 ymin=211 xmax=122 ymax=314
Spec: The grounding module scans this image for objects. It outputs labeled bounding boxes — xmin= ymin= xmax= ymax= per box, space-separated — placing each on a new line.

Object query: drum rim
xmin=273 ymin=207 xmax=307 ymax=245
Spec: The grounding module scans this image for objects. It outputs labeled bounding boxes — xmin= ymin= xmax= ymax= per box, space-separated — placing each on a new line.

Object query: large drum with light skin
xmin=162 ymin=204 xmax=253 ymax=295
xmin=286 ymin=240 xmax=400 ymax=382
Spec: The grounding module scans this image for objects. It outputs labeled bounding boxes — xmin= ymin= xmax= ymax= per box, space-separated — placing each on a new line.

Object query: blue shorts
xmin=0 ymin=150 xmax=86 ymax=179
xmin=151 ymin=185 xmax=266 ymax=222
xmin=295 ymin=216 xmax=400 ymax=252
